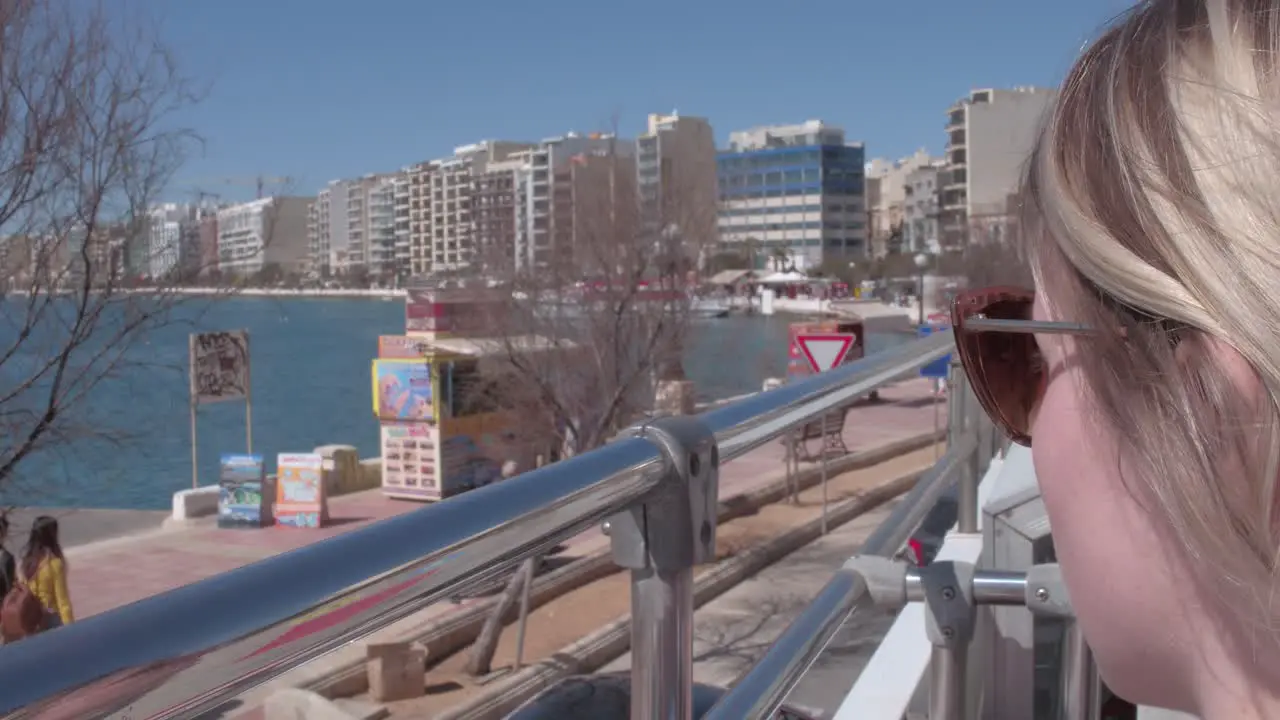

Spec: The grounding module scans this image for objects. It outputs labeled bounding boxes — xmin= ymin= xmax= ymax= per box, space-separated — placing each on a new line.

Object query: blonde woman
xmin=949 ymin=1 xmax=1280 ymax=718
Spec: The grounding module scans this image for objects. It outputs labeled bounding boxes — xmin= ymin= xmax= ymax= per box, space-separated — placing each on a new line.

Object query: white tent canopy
xmin=756 ymin=270 xmax=809 ymax=284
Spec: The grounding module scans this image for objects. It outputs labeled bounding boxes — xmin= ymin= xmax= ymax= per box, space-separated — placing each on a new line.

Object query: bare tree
xmin=0 ymin=0 xmax=213 ymax=504
xmin=461 ymin=132 xmax=720 ymax=675
xmin=936 ymin=200 xmax=1033 ymax=291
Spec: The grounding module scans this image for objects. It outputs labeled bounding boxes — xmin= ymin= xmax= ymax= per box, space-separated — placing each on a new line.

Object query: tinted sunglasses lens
xmin=959 ymin=297 xmax=1039 ymax=444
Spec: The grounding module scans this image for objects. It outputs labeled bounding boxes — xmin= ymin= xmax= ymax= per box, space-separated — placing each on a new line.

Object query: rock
xmin=655 ymin=379 xmax=697 ymax=416
xmin=366 ymin=641 xmax=427 ymax=702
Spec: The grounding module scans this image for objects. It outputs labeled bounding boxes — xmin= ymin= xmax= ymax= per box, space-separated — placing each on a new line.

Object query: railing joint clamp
xmin=842 ymin=555 xmax=909 ymax=608
xmin=1024 ymin=562 xmax=1074 ymax=619
xmin=606 ymin=415 xmax=720 ymax=572
xmin=920 ymin=560 xmax=977 ymax=649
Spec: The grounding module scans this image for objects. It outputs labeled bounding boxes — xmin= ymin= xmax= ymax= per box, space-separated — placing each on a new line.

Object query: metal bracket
xmin=1023 ymin=562 xmax=1074 ymax=619
xmin=607 ymin=415 xmax=719 ymax=571
xmin=842 ymin=555 xmax=909 ymax=609
xmin=920 ymin=560 xmax=977 ymax=649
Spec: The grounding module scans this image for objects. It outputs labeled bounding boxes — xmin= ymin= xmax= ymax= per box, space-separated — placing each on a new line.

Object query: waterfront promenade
xmin=59 ymin=378 xmax=943 ymax=623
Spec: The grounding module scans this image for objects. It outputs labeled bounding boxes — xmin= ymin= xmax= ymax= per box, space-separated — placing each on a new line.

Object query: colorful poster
xmin=276 ymin=453 xmax=327 ymax=528
xmin=218 ymin=454 xmax=269 ymax=529
xmin=372 ymin=359 xmax=434 ymax=421
xmin=381 ymin=423 xmax=437 ymax=496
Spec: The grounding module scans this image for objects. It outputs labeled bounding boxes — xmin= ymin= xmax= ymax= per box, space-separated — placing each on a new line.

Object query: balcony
xmin=2 ymin=335 xmax=1166 ymax=720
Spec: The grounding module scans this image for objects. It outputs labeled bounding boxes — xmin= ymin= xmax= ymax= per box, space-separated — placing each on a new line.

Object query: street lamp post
xmin=913 ymin=252 xmax=929 ymax=326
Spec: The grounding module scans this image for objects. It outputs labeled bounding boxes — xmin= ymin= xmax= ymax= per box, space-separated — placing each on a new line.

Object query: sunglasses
xmin=950 ymin=286 xmax=1095 ymax=446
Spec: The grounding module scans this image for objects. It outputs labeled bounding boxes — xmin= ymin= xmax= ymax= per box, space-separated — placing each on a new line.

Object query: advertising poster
xmin=218 ymin=454 xmax=270 ymax=529
xmin=276 ymin=453 xmax=327 ymax=529
xmin=381 ymin=423 xmax=437 ymax=496
xmin=371 ymin=359 xmax=434 ymax=421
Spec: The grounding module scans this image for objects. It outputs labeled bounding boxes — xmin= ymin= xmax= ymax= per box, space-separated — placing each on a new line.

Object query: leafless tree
xmin=936 ymin=202 xmax=1034 ymax=291
xmin=461 ymin=133 xmax=722 ymax=675
xmin=0 ymin=0 xmax=216 ymax=505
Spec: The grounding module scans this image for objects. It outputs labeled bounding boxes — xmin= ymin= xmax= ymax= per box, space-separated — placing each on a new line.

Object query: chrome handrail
xmin=702 ymin=433 xmax=979 ymax=720
xmin=0 ymin=331 xmax=954 ymax=719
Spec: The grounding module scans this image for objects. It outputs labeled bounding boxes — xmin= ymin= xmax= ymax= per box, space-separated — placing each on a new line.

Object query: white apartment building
xmin=717 ymin=119 xmax=866 ymax=271
xmin=902 ymin=165 xmax=943 ymax=254
xmin=638 ymin=113 xmax=718 ymax=257
xmin=515 ymin=132 xmax=630 ymax=271
xmin=307 ymin=174 xmax=402 ymax=278
xmin=392 ymin=173 xmax=411 ymax=276
xmin=146 ymin=202 xmax=214 ymax=279
xmin=941 ymin=86 xmax=1056 ymax=248
xmin=865 ymin=149 xmax=941 ymax=257
xmin=217 ymin=196 xmax=311 ymax=276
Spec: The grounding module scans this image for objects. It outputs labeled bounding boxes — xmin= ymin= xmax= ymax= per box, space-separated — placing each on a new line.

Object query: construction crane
xmin=185 ymin=175 xmax=295 ymax=200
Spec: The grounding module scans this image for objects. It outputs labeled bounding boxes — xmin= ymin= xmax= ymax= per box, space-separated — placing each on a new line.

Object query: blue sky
xmin=151 ymin=0 xmax=1137 ymax=202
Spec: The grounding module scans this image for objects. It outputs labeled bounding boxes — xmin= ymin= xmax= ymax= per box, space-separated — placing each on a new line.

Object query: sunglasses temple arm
xmin=964 ymin=317 xmax=1095 ymax=335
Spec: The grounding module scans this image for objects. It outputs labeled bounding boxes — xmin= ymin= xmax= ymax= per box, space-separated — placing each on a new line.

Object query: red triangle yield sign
xmin=796 ymin=334 xmax=855 ymax=373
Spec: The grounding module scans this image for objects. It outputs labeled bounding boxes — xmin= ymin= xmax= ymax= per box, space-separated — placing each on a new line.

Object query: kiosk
xmin=374 ymin=282 xmax=562 ymax=502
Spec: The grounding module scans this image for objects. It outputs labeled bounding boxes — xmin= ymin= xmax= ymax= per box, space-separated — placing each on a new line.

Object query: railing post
xmin=951 ymin=359 xmax=980 ymax=534
xmin=921 ymin=560 xmax=977 ymax=720
xmin=1059 ymin=621 xmax=1102 ymax=720
xmin=608 ymin=416 xmax=719 ymax=720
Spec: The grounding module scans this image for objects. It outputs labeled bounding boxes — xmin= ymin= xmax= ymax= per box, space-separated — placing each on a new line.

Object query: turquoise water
xmin=0 ymin=297 xmax=909 ymax=510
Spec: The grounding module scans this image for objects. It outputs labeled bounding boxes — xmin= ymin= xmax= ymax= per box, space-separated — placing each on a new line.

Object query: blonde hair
xmin=1027 ymin=0 xmax=1280 ymax=632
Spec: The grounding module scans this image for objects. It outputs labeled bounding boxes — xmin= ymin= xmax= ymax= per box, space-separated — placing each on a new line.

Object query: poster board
xmin=381 ymin=424 xmax=440 ymax=500
xmin=276 ymin=453 xmax=328 ymax=528
xmin=218 ymin=454 xmax=270 ymax=529
xmin=371 ymin=359 xmax=434 ymax=421
xmin=190 ymin=330 xmax=250 ymax=405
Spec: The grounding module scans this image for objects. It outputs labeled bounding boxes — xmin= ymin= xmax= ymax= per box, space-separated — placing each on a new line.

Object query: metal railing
xmin=702 ymin=358 xmax=996 ymax=720
xmin=0 ymin=331 xmax=953 ymax=719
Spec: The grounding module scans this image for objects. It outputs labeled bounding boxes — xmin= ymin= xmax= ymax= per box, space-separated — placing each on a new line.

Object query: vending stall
xmin=374 ymin=335 xmax=559 ymax=501
xmin=374 ymin=282 xmax=561 ymax=502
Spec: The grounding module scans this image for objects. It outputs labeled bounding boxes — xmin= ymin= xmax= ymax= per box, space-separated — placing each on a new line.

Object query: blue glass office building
xmin=717 ymin=122 xmax=866 ymax=271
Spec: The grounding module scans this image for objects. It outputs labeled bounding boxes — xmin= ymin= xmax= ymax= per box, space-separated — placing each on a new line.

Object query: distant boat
xmin=690 ymin=297 xmax=731 ymax=319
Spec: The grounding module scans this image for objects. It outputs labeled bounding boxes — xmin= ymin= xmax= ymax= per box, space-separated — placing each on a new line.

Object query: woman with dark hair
xmin=22 ymin=515 xmax=73 ymax=629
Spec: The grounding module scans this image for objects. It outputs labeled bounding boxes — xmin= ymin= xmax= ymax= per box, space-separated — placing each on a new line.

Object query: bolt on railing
xmin=0 ymin=328 xmax=954 ymax=718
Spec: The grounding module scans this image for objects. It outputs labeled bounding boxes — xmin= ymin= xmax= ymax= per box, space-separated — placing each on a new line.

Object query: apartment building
xmin=564 ymin=149 xmax=638 ymax=272
xmin=399 ymin=135 xmax=629 ymax=277
xmin=473 ymin=158 xmax=522 ymax=266
xmin=865 ymin=149 xmax=941 ymax=257
xmin=362 ymin=174 xmax=400 ymax=277
xmin=637 ymin=113 xmax=718 ymax=259
xmin=717 ymin=120 xmax=866 ymax=271
xmin=217 ymin=196 xmax=311 ymax=276
xmin=427 ymin=141 xmax=533 ymax=272
xmin=404 ymin=161 xmax=436 ymax=277
xmin=146 ymin=203 xmax=214 ymax=280
xmin=902 ymin=165 xmax=943 ymax=254
xmin=307 ymin=173 xmax=403 ymax=278
xmin=308 ymin=182 xmax=345 ymax=274
xmin=392 ymin=174 xmax=411 ymax=276
xmin=941 ymin=86 xmax=1055 ymax=248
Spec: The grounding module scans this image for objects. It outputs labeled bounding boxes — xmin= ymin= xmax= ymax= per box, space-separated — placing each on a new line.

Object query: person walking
xmin=20 ymin=515 xmax=73 ymax=630
xmin=0 ymin=516 xmax=14 ymax=601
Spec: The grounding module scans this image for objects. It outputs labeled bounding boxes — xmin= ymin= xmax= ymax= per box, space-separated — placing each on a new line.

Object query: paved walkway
xmin=62 ymin=378 xmax=943 ymax=621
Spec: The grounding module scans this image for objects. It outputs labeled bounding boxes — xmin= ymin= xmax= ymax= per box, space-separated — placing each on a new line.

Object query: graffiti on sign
xmin=189 ymin=330 xmax=250 ymax=404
